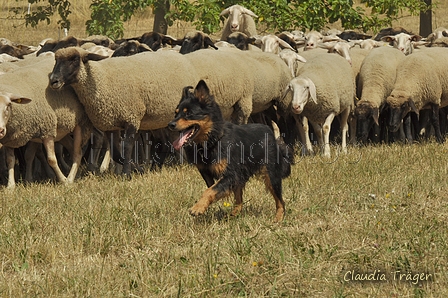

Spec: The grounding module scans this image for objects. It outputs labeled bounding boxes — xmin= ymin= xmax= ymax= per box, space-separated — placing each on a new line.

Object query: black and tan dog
xmin=168 ymin=80 xmax=293 ymax=222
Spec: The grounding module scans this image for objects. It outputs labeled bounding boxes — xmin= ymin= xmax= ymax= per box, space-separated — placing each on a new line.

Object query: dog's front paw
xmin=189 ymin=203 xmax=208 ymax=216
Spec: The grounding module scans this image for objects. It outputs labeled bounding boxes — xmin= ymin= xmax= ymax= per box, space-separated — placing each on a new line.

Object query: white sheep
xmin=381 ymin=32 xmax=422 ymax=55
xmin=0 ymin=57 xmax=92 ymax=188
xmin=354 ymin=46 xmax=406 ymax=142
xmin=386 ymin=47 xmax=448 ymax=143
xmin=254 ymin=34 xmax=296 ymax=54
xmin=317 ymin=40 xmax=353 ymax=64
xmin=0 ymin=53 xmax=19 ymax=63
xmin=220 ymin=5 xmax=258 ymax=40
xmin=350 ymin=39 xmax=388 ymax=50
xmin=283 ymin=54 xmax=355 ymax=157
xmin=278 ymin=48 xmax=307 ymax=77
xmin=426 ymin=27 xmax=448 ymax=43
xmin=302 ymin=30 xmax=324 ymax=50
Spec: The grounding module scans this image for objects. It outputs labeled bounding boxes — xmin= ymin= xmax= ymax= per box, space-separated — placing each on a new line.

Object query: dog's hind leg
xmin=231 ymin=186 xmax=244 ymax=217
xmin=263 ymin=167 xmax=285 ymax=222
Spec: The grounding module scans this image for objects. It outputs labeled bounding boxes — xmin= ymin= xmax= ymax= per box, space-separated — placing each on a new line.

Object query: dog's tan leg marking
xmin=263 ymin=169 xmax=285 ymax=223
xmin=190 ymin=187 xmax=217 ymax=216
xmin=231 ymin=187 xmax=243 ymax=216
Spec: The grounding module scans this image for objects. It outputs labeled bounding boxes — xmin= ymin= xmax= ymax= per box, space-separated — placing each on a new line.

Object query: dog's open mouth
xmin=173 ymin=125 xmax=199 ymax=150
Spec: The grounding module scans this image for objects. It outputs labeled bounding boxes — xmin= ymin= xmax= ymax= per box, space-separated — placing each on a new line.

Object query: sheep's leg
xmin=121 ymin=124 xmax=138 ymax=177
xmin=348 ymin=112 xmax=357 ymax=144
xmin=67 ymin=125 xmax=82 ymax=183
xmin=34 ymin=143 xmax=57 ymax=180
xmin=24 ymin=142 xmax=40 ymax=183
xmin=310 ymin=121 xmax=323 ymax=152
xmin=403 ymin=113 xmax=414 ymax=144
xmin=232 ymin=96 xmax=253 ymax=124
xmin=99 ymin=135 xmax=111 ymax=173
xmin=322 ymin=113 xmax=336 ymax=158
xmin=5 ymin=147 xmax=16 ymax=189
xmin=293 ymin=114 xmax=313 ymax=155
xmin=430 ymin=103 xmax=444 ymax=143
xmin=42 ymin=137 xmax=67 ymax=184
xmin=55 ymin=142 xmax=71 ymax=174
xmin=339 ymin=108 xmax=350 ymax=153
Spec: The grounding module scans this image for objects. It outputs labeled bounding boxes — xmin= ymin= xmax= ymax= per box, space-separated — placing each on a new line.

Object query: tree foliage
xmin=14 ymin=0 xmax=432 ymax=40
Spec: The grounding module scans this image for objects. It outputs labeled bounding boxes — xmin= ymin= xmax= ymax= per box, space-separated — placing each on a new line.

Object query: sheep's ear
xmin=248 ymin=37 xmax=257 ymax=45
xmin=9 ymin=93 xmax=32 ymax=104
xmin=380 ymin=35 xmax=395 ymax=43
xmin=295 ymin=54 xmax=306 ymax=63
xmin=372 ymin=107 xmax=380 ymax=126
xmin=276 ymin=36 xmax=295 ymax=51
xmin=138 ymin=44 xmax=152 ymax=52
xmin=241 ymin=7 xmax=258 ymax=18
xmin=84 ymin=52 xmax=109 ymax=62
xmin=408 ymin=99 xmax=419 ymax=115
xmin=204 ymin=36 xmax=218 ymax=50
xmin=307 ymin=78 xmax=317 ymax=104
xmin=219 ymin=8 xmax=230 ymax=17
xmin=194 ymin=80 xmax=212 ymax=104
xmin=280 ymin=84 xmax=291 ymax=101
xmin=411 ymin=34 xmax=422 ymax=42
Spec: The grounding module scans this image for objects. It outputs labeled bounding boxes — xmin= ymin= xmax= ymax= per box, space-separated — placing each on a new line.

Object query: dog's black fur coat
xmin=168 ymin=80 xmax=292 ymax=222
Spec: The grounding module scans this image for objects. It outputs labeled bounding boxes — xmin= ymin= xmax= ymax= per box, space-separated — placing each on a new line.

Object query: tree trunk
xmin=153 ymin=1 xmax=170 ymax=34
xmin=419 ymin=0 xmax=432 ymax=37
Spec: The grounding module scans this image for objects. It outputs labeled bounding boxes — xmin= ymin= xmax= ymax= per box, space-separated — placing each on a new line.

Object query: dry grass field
xmin=0 ymin=143 xmax=447 ymax=297
xmin=1 ymin=1 xmax=448 ymax=297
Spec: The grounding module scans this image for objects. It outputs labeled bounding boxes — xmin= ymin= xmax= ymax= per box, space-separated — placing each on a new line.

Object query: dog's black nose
xmin=168 ymin=121 xmax=176 ymax=131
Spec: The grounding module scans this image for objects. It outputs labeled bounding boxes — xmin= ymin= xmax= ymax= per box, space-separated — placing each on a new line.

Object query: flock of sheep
xmin=0 ymin=4 xmax=448 ymax=189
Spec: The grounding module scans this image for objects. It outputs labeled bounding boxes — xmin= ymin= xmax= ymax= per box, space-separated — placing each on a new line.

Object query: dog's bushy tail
xmin=277 ymin=138 xmax=294 ymax=178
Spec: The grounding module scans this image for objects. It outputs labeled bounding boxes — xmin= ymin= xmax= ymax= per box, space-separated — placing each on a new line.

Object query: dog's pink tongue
xmin=173 ymin=128 xmax=194 ymax=150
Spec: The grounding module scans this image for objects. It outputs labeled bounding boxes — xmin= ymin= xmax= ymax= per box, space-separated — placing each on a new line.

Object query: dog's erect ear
xmin=194 ymin=80 xmax=212 ymax=104
xmin=182 ymin=86 xmax=193 ymax=99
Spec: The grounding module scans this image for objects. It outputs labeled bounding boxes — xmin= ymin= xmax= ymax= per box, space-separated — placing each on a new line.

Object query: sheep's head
xmin=49 ymin=47 xmax=108 ymax=89
xmin=112 ymin=40 xmax=152 ymax=57
xmin=381 ymin=33 xmax=422 ymax=55
xmin=179 ymin=31 xmax=217 ymax=54
xmin=304 ymin=31 xmax=323 ymax=50
xmin=0 ymin=92 xmax=31 ymax=139
xmin=227 ymin=32 xmax=256 ymax=50
xmin=354 ymin=101 xmax=380 ymax=142
xmin=386 ymin=91 xmax=418 ymax=132
xmin=220 ymin=5 xmax=258 ymax=33
xmin=283 ymin=77 xmax=317 ymax=114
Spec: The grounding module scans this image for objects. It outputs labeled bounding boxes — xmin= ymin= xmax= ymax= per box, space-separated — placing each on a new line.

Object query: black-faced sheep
xmin=373 ymin=27 xmax=412 ymax=41
xmin=179 ymin=31 xmax=218 ymax=54
xmin=386 ymin=47 xmax=448 ymax=143
xmin=115 ymin=31 xmax=181 ymax=51
xmin=226 ymin=32 xmax=259 ymax=51
xmin=219 ymin=5 xmax=258 ymax=40
xmin=111 ymin=40 xmax=152 ymax=57
xmin=355 ymin=46 xmax=406 ymax=143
